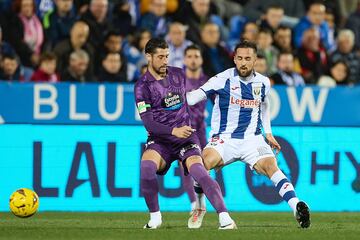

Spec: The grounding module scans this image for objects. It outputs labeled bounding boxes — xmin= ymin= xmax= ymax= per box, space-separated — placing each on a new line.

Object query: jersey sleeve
xmin=134 ymin=82 xmax=152 ymax=116
xmin=199 ymin=74 xmax=226 ymax=97
xmin=134 ymin=81 xmax=173 ymax=135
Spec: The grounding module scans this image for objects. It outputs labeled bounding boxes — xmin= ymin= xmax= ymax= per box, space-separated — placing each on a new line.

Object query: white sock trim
xmin=270 ymin=170 xmax=287 ymax=186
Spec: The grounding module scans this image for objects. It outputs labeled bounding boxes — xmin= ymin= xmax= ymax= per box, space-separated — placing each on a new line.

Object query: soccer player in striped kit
xmin=186 ymin=40 xmax=311 ymax=229
xmin=135 ymin=38 xmax=236 ymax=229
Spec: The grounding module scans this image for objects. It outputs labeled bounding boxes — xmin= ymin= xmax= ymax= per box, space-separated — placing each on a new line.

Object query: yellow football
xmin=9 ymin=188 xmax=39 ymax=218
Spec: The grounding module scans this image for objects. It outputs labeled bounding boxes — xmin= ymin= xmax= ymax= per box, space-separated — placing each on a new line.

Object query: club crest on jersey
xmin=161 ymin=92 xmax=183 ymax=110
xmin=252 ymin=83 xmax=262 ymax=99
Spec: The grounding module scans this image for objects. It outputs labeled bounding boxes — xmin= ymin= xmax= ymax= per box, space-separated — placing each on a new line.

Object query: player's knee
xmin=185 ymin=155 xmax=203 ymax=169
xmin=254 ymin=157 xmax=278 ymax=177
xmin=202 ymin=148 xmax=221 ymax=170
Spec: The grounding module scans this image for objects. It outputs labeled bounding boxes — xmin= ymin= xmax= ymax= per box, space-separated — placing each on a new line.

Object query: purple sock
xmin=180 ymin=166 xmax=196 ymax=203
xmin=140 ymin=160 xmax=159 ymax=212
xmin=189 ymin=163 xmax=227 ymax=213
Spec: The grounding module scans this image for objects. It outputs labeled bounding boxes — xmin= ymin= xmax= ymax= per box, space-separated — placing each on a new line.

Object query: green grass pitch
xmin=0 ymin=212 xmax=359 ymax=240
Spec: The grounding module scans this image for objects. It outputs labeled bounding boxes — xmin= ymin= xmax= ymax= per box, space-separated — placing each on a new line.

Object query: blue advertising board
xmin=0 ymin=125 xmax=359 ymax=212
xmin=0 ymin=82 xmax=360 ymax=126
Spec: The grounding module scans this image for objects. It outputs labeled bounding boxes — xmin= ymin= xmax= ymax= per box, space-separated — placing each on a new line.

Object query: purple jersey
xmin=135 ymin=66 xmax=191 ymax=143
xmin=185 ymin=73 xmax=208 ymax=131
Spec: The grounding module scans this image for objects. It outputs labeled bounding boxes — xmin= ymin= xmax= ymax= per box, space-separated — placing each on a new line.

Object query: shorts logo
xmin=209 ymin=137 xmax=224 ymax=146
xmin=257 ymin=146 xmax=273 ymax=156
xmin=137 ymin=101 xmax=151 ymax=114
xmin=145 ymin=140 xmax=155 ymax=149
xmin=180 ymin=144 xmax=200 ymax=157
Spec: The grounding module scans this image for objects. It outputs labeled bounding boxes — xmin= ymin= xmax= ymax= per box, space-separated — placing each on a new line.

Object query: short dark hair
xmin=104 ymin=29 xmax=122 ymax=41
xmin=258 ymin=28 xmax=273 ymax=35
xmin=144 ymin=38 xmax=169 ymax=54
xmin=276 ymin=25 xmax=291 ymax=32
xmin=184 ymin=44 xmax=202 ymax=55
xmin=234 ymin=40 xmax=257 ymax=53
xmin=266 ymin=4 xmax=284 ymax=13
xmin=1 ymin=52 xmax=18 ymax=61
xmin=39 ymin=52 xmax=57 ymax=63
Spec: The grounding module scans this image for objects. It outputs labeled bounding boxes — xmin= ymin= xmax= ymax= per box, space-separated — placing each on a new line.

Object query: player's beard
xmin=153 ymin=64 xmax=167 ymax=77
xmin=237 ymin=66 xmax=253 ymax=78
xmin=188 ymin=62 xmax=200 ymax=72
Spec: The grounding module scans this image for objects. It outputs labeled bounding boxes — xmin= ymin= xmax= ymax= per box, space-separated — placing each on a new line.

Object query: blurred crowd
xmin=0 ymin=0 xmax=359 ymax=87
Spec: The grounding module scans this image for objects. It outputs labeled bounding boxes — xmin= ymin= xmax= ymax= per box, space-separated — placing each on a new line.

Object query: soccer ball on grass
xmin=9 ymin=188 xmax=39 ymax=218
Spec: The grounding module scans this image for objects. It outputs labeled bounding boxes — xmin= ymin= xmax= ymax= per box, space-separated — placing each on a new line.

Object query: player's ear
xmin=145 ymin=53 xmax=152 ymax=63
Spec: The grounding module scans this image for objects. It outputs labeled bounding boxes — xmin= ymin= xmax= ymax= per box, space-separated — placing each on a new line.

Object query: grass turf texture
xmin=0 ymin=212 xmax=359 ymax=240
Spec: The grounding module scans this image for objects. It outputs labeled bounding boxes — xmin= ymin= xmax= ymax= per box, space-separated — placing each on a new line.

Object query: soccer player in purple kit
xmin=182 ymin=44 xmax=209 ymax=228
xmin=134 ymin=38 xmax=236 ymax=229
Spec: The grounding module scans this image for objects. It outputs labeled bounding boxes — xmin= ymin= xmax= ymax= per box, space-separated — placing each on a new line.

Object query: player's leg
xmin=185 ymin=155 xmax=236 ymax=229
xmin=141 ymin=149 xmax=167 ymax=229
xmin=178 ymin=161 xmax=196 ymax=212
xmin=189 ymin=139 xmax=227 ymax=228
xmin=253 ymin=156 xmax=310 ymax=228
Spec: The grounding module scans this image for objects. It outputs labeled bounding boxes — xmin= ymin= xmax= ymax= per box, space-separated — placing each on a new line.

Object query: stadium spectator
xmin=96 ymin=30 xmax=127 ymax=76
xmin=0 ymin=53 xmax=25 ymax=81
xmin=30 ymin=52 xmax=59 ymax=82
xmin=61 ymin=49 xmax=94 ymax=82
xmin=257 ymin=28 xmax=279 ymax=75
xmin=297 ymin=27 xmax=328 ymax=84
xmin=212 ymin=0 xmax=243 ymax=20
xmin=325 ymin=8 xmax=336 ymax=53
xmin=243 ymin=0 xmax=305 ymax=27
xmin=42 ymin=0 xmax=77 ymax=50
xmin=318 ymin=60 xmax=350 ymax=87
xmin=53 ymin=21 xmax=95 ymax=79
xmin=112 ymin=0 xmax=134 ymax=36
xmin=166 ymin=22 xmax=192 ymax=68
xmin=270 ymin=52 xmax=305 ymax=86
xmin=123 ymin=29 xmax=152 ymax=81
xmin=259 ymin=5 xmax=284 ymax=35
xmin=97 ymin=52 xmax=127 ymax=82
xmin=329 ymin=29 xmax=360 ymax=84
xmin=80 ymin=0 xmax=112 ymax=48
xmin=294 ymin=2 xmax=333 ymax=50
xmin=345 ymin=1 xmax=360 ymax=50
xmin=273 ymin=26 xmax=293 ymax=53
xmin=200 ymin=22 xmax=233 ymax=78
xmin=3 ymin=0 xmax=44 ymax=68
xmin=175 ymin=0 xmax=226 ymax=45
xmin=254 ymin=54 xmax=268 ymax=75
xmin=240 ymin=22 xmax=259 ymax=42
xmin=139 ymin=0 xmax=169 ymax=38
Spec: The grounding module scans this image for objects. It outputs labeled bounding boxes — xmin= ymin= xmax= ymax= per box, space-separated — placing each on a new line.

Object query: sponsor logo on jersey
xmin=230 ymin=96 xmax=260 ymax=108
xmin=161 ymin=92 xmax=183 ymax=110
xmin=137 ymin=101 xmax=151 ymax=114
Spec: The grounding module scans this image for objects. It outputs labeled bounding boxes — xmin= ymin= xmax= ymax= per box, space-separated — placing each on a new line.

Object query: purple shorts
xmin=144 ymin=134 xmax=202 ymax=175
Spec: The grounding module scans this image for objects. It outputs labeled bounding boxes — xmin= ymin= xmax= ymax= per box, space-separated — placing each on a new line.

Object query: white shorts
xmin=204 ymin=135 xmax=275 ymax=170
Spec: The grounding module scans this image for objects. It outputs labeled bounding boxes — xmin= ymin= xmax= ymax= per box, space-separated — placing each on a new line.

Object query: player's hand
xmin=266 ymin=133 xmax=281 ymax=155
xmin=172 ymin=126 xmax=195 ymax=138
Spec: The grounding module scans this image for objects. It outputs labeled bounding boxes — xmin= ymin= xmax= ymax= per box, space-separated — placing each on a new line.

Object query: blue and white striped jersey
xmin=200 ymin=68 xmax=271 ymax=139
